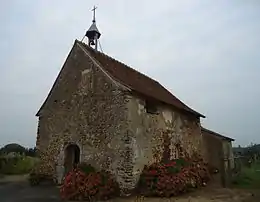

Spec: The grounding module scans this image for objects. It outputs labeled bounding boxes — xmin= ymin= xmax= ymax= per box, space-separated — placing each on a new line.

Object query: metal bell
xmin=90 ymin=39 xmax=95 ymax=46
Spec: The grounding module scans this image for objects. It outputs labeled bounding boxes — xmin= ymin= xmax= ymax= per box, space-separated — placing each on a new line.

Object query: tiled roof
xmin=201 ymin=127 xmax=234 ymax=141
xmin=78 ymin=40 xmax=205 ymax=118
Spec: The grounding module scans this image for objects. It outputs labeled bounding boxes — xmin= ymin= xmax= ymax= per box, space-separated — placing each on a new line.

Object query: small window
xmin=145 ymin=100 xmax=158 ymax=114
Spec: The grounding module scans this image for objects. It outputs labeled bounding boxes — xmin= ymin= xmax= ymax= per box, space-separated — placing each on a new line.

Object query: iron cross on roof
xmin=92 ymin=6 xmax=97 ymax=23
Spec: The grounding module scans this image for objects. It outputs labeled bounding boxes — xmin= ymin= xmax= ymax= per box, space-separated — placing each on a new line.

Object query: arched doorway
xmin=64 ymin=144 xmax=80 ymax=173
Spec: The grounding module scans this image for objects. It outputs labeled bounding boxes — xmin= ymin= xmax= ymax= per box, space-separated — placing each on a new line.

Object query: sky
xmin=0 ymin=0 xmax=259 ymax=148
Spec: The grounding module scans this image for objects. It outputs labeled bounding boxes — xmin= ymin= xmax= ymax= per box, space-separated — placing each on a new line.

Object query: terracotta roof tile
xmin=201 ymin=127 xmax=234 ymax=141
xmin=78 ymin=40 xmax=205 ymax=118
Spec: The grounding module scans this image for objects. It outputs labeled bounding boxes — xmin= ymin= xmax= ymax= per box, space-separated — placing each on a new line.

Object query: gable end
xmin=36 ymin=40 xmax=131 ymax=116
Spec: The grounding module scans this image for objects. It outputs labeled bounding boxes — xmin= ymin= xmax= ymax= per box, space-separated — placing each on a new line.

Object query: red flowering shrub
xmin=138 ymin=157 xmax=210 ymax=197
xmin=60 ymin=164 xmax=119 ymax=201
xmin=77 ymin=163 xmax=96 ymax=174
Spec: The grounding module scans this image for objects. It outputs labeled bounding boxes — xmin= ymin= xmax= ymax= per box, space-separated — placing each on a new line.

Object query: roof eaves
xmin=202 ymin=127 xmax=235 ymax=141
xmin=77 ymin=40 xmax=205 ymax=118
xmin=157 ymin=83 xmax=205 ymax=118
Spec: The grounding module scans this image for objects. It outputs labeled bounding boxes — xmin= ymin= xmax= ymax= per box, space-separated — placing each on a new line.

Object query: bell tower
xmin=85 ymin=6 xmax=101 ymax=51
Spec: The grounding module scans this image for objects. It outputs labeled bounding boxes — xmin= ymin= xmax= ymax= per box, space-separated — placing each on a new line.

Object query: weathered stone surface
xmin=202 ymin=130 xmax=234 ymax=187
xmin=126 ymin=96 xmax=203 ymax=187
xmin=36 ymin=42 xmax=203 ymax=195
xmin=36 ymin=43 xmax=130 ymax=191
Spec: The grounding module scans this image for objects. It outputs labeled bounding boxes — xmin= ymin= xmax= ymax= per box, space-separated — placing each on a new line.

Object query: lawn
xmin=0 ymin=156 xmax=39 ymax=175
xmin=232 ymin=161 xmax=260 ymax=189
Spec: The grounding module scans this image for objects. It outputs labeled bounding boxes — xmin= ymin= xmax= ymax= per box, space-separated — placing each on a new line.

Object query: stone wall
xmin=202 ymin=131 xmax=234 ymax=187
xmin=36 ymin=42 xmax=130 ymax=188
xmin=223 ymin=141 xmax=234 ymax=169
xmin=36 ymin=41 xmax=203 ymax=194
xmin=222 ymin=140 xmax=234 ymax=187
xmin=125 ymin=95 xmax=203 ymax=190
xmin=202 ymin=132 xmax=224 ymax=186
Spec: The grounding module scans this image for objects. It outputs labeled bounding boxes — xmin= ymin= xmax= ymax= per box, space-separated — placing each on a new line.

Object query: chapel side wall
xmin=222 ymin=140 xmax=234 ymax=187
xmin=202 ymin=133 xmax=223 ymax=185
xmin=126 ymin=95 xmax=203 ymax=187
xmin=36 ymin=43 xmax=130 ymax=186
xmin=222 ymin=140 xmax=234 ymax=169
xmin=202 ymin=133 xmax=222 ymax=168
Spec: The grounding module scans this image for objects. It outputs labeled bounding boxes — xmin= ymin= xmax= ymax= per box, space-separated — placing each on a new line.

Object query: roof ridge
xmin=201 ymin=127 xmax=235 ymax=141
xmin=77 ymin=40 xmax=204 ymax=118
xmin=78 ymin=41 xmax=160 ymax=84
xmin=157 ymin=82 xmax=199 ymax=113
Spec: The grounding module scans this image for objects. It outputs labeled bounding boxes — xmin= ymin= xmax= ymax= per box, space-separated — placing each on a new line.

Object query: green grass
xmin=0 ymin=156 xmax=39 ymax=175
xmin=232 ymin=161 xmax=260 ymax=189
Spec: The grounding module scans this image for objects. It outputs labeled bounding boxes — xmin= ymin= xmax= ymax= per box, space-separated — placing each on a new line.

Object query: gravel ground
xmin=0 ymin=181 xmax=61 ymax=202
xmin=0 ymin=176 xmax=257 ymax=202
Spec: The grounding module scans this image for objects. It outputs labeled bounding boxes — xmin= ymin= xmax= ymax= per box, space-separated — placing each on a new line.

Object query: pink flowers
xmin=60 ymin=165 xmax=119 ymax=201
xmin=138 ymin=158 xmax=211 ymax=197
xmin=165 ymin=161 xmax=176 ymax=167
xmin=149 ymin=170 xmax=157 ymax=175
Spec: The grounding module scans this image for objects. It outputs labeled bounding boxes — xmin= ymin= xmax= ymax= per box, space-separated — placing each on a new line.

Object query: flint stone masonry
xmin=126 ymin=96 xmax=203 ymax=186
xmin=36 ymin=43 xmax=130 ymax=191
xmin=36 ymin=41 xmax=203 ymax=195
xmin=202 ymin=129 xmax=234 ymax=187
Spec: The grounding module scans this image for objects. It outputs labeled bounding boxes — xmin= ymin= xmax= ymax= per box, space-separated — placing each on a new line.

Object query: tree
xmin=0 ymin=143 xmax=26 ymax=154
